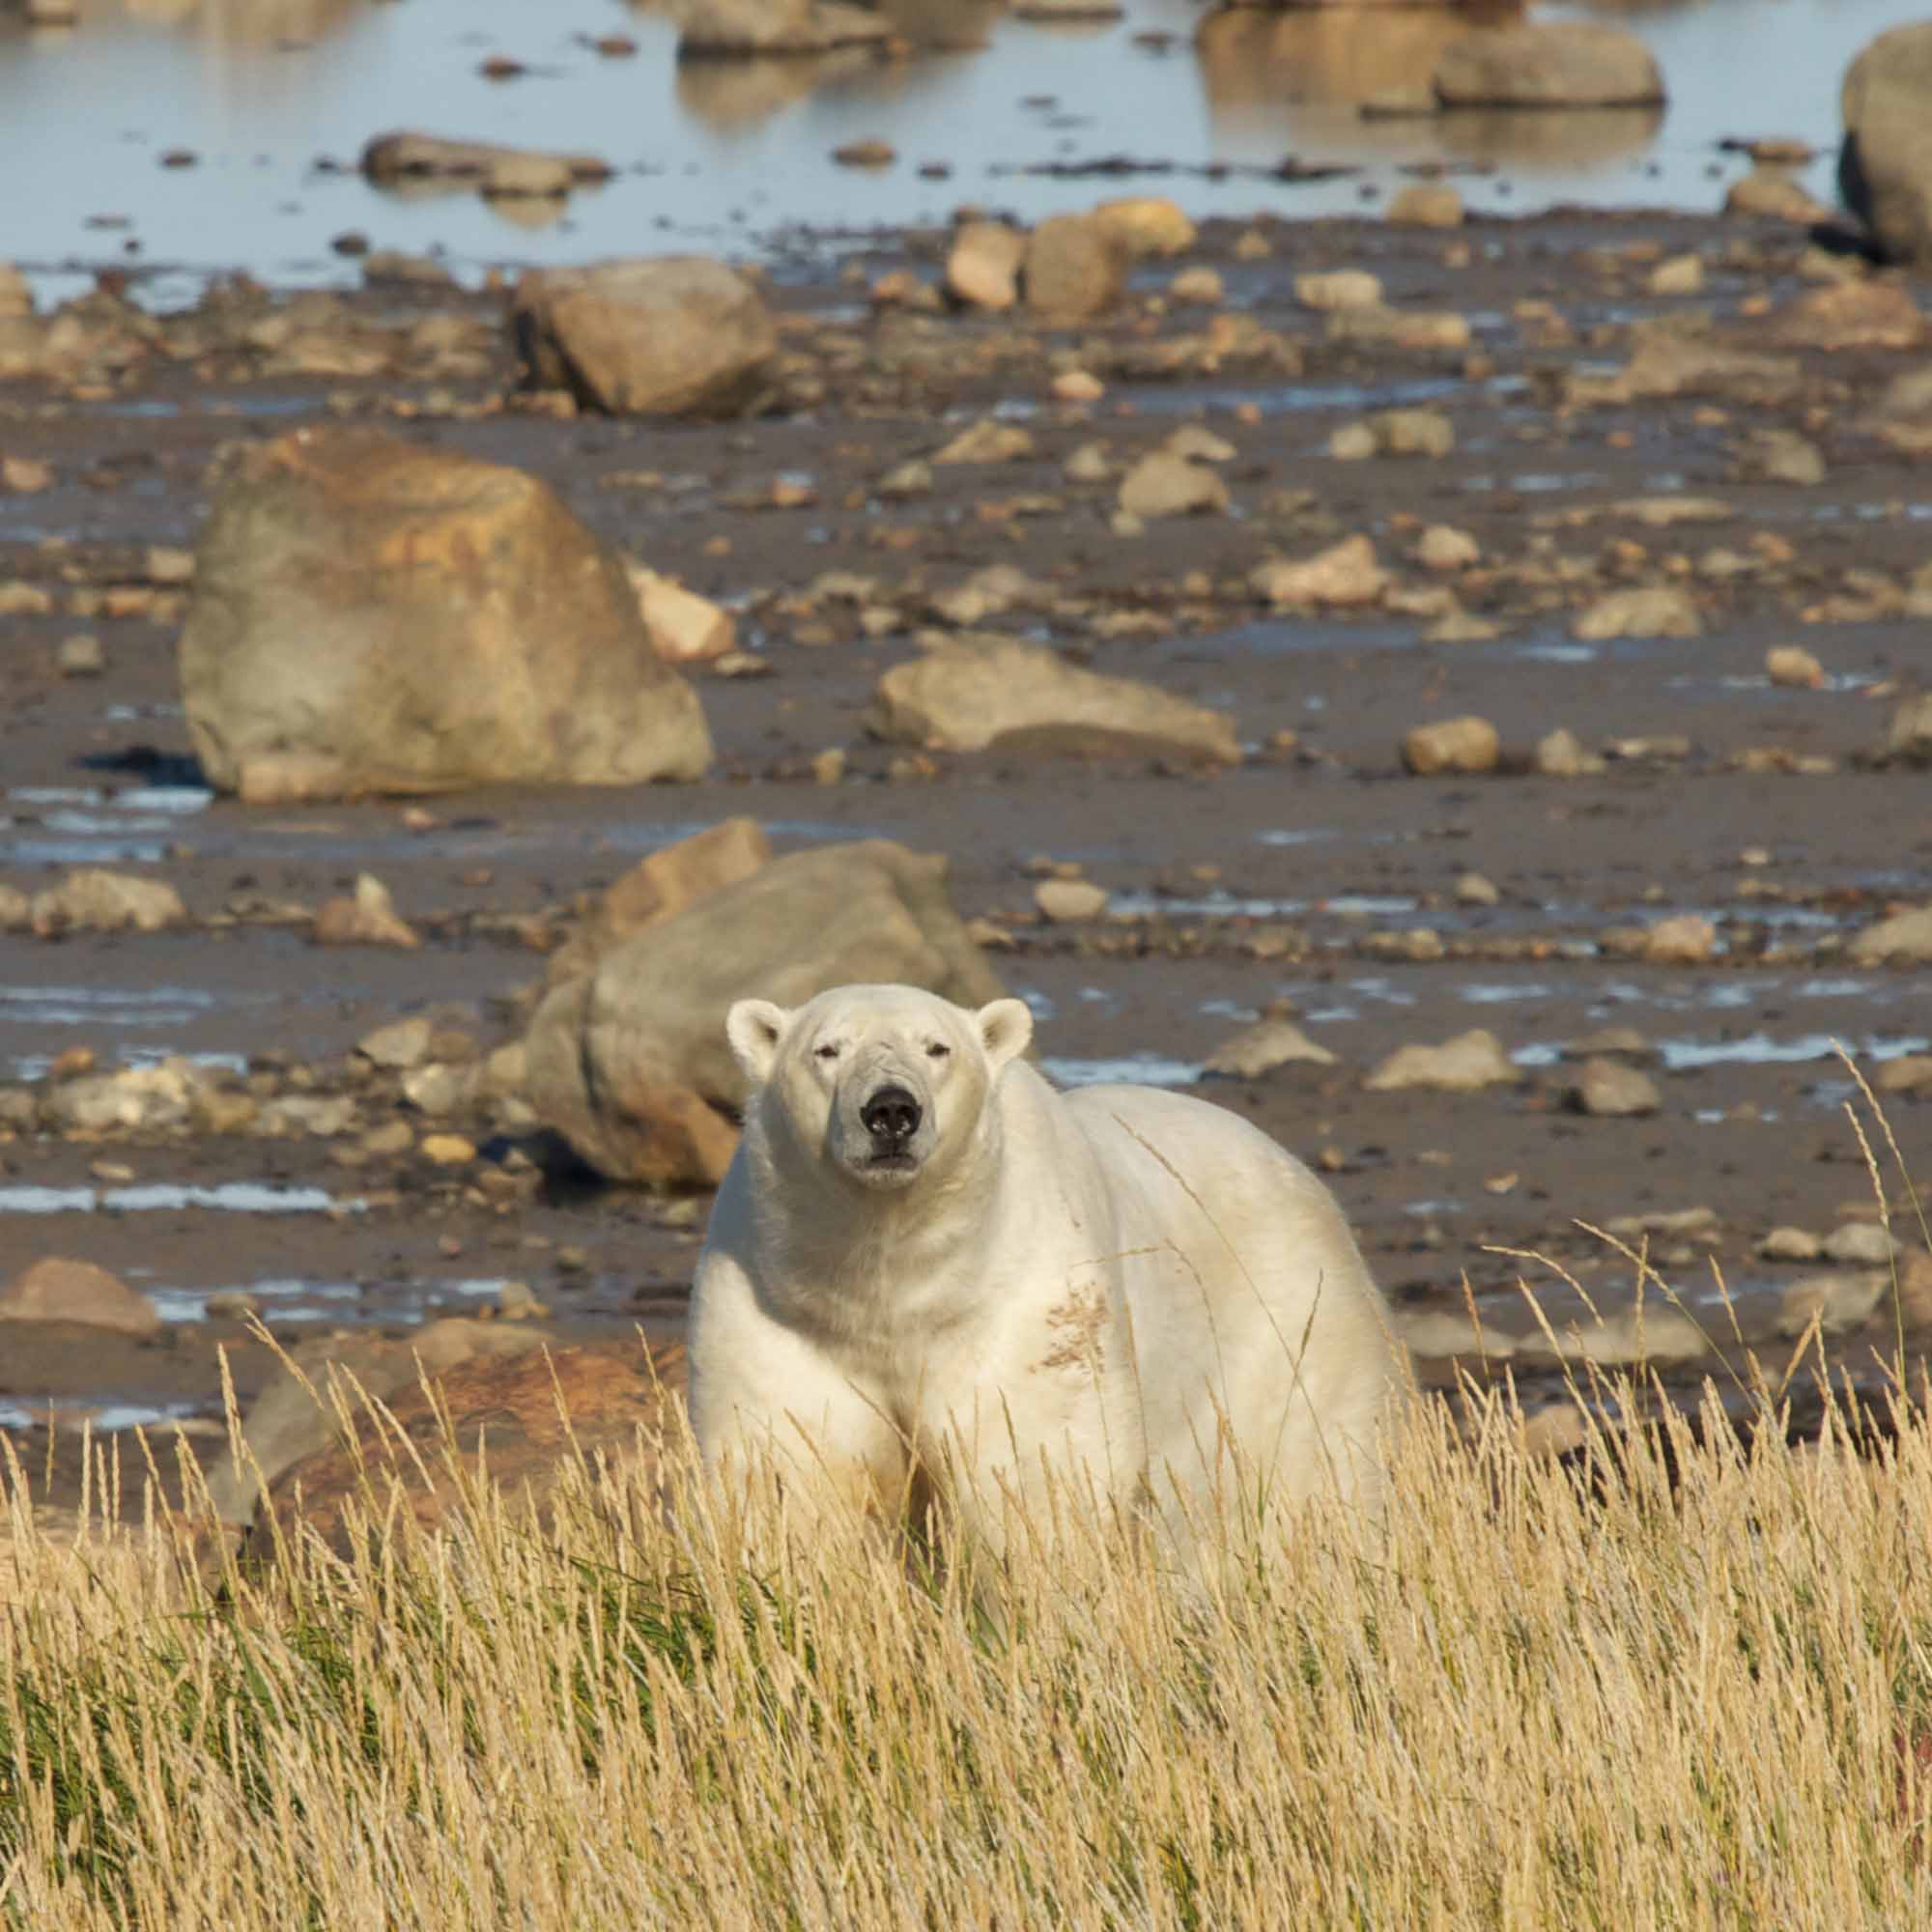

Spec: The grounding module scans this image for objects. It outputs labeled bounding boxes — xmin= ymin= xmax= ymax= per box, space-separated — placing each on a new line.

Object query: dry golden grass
xmin=2 ymin=1362 xmax=1931 ymax=1932
xmin=5 ymin=1070 xmax=1928 ymax=1930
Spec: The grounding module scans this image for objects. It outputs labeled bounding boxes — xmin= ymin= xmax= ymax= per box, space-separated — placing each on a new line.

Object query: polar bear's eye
xmin=925 ymin=1041 xmax=951 ymax=1060
xmin=813 ymin=1042 xmax=840 ymax=1062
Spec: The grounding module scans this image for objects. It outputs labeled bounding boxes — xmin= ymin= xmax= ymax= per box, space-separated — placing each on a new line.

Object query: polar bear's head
xmin=726 ymin=983 xmax=1034 ymax=1192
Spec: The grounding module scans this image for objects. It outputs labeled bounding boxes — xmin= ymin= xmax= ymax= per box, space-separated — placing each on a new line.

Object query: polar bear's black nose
xmin=862 ymin=1086 xmax=922 ymax=1145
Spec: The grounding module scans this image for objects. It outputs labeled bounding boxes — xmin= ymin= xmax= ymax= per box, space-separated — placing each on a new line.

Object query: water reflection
xmin=1195 ymin=4 xmax=1662 ymax=176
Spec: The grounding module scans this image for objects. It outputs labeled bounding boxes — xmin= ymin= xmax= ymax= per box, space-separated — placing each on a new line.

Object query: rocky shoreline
xmin=2 ymin=177 xmax=1931 ymax=1550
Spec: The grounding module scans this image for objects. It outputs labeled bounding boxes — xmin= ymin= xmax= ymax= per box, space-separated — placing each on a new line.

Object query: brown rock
xmin=868 ymin=632 xmax=1240 ymax=764
xmin=0 ymin=1257 xmax=159 ymax=1338
xmin=548 ymin=817 xmax=773 ymax=989
xmin=1023 ymin=213 xmax=1129 ymax=322
xmin=312 ymin=873 xmax=419 ymax=950
xmin=244 ymin=1341 xmax=688 ymax=1564
xmin=179 ymin=427 xmax=711 ymax=798
xmin=512 ymin=256 xmax=778 ymax=416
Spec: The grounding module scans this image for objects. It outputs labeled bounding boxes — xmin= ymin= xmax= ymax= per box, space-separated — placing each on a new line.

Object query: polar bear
xmin=690 ymin=982 xmax=1403 ymax=1572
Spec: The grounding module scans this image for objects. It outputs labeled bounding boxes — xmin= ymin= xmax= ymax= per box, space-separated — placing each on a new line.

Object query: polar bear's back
xmin=1052 ymin=1077 xmax=1401 ymax=1512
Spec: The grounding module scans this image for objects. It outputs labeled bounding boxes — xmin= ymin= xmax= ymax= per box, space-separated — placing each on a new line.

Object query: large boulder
xmin=1434 ymin=23 xmax=1664 ymax=108
xmin=1840 ymin=23 xmax=1932 ymax=264
xmin=242 ymin=1340 xmax=687 ymax=1564
xmin=201 ymin=1318 xmax=550 ymax=1528
xmin=511 ymin=257 xmax=779 ymax=416
xmin=177 ymin=428 xmax=712 ymax=800
xmin=525 ymin=839 xmax=1006 ymax=1183
xmin=676 ymin=0 xmax=891 ymax=56
xmin=867 ymin=632 xmax=1240 ymax=764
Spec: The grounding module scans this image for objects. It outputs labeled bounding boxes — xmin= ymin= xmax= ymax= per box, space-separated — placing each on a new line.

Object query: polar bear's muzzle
xmin=861 ymin=1085 xmax=922 ymax=1150
xmin=828 ymin=1062 xmax=938 ymax=1186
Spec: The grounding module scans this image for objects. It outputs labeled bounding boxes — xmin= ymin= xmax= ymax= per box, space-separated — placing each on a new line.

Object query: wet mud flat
xmin=2 ymin=198 xmax=1931 ymax=1490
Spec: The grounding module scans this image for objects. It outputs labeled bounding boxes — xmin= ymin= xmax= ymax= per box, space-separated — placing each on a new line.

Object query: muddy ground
xmin=3 ymin=202 xmax=1931 ymax=1510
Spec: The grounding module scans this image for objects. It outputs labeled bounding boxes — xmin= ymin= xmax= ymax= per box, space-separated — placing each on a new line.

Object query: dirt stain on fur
xmin=1037 ymin=1276 xmax=1107 ymax=1376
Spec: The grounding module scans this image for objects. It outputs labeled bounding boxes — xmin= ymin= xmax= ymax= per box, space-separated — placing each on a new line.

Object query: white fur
xmin=691 ymin=983 xmax=1404 ymax=1569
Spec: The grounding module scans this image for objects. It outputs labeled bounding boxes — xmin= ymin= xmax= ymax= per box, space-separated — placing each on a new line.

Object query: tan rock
xmin=1433 ymin=22 xmax=1664 ymax=107
xmin=30 ymin=869 xmax=185 ymax=936
xmin=1092 ymin=196 xmax=1196 ymax=258
xmin=1251 ymin=535 xmax=1388 ymax=609
xmin=1774 ymin=280 xmax=1925 ymax=352
xmin=1569 ymin=1057 xmax=1662 ymax=1117
xmin=180 ymin=427 xmax=711 ymax=798
xmin=1116 ymin=450 xmax=1230 ymax=520
xmin=1766 ymin=644 xmax=1824 ymax=688
xmin=632 ymin=568 xmax=735 ymax=664
xmin=1574 ymin=585 xmax=1702 ymax=641
xmin=0 ymin=1257 xmax=159 ymax=1338
xmin=312 ymin=873 xmax=420 ymax=950
xmin=1402 ymin=715 xmax=1500 ymax=776
xmin=945 ymin=219 xmax=1026 ymax=310
xmin=1386 ymin=183 xmax=1463 ymax=229
xmin=511 ymin=256 xmax=778 ymax=415
xmin=1366 ymin=1029 xmax=1520 ymax=1094
xmin=1204 ymin=1017 xmax=1337 ymax=1078
xmin=1725 ymin=165 xmax=1832 ymax=223
xmin=1023 ymin=213 xmax=1129 ymax=322
xmin=1848 ymin=905 xmax=1932 ymax=965
xmin=1294 ymin=270 xmax=1383 ymax=312
xmin=1035 ymin=878 xmax=1109 ymax=923
xmin=1643 ymin=915 xmax=1718 ymax=965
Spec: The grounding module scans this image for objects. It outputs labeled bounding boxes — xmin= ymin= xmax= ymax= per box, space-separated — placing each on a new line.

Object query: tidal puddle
xmin=1043 ymin=1054 xmax=1203 ymax=1090
xmin=2 ymin=781 xmax=213 ymax=866
xmin=0 ymin=1181 xmax=355 ymax=1215
xmin=1658 ymin=1032 xmax=1930 ymax=1072
xmin=0 ymin=1398 xmax=201 ymax=1433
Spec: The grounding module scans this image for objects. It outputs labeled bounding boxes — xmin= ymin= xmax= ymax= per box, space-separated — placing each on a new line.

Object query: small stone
xmin=945 ymin=219 xmax=1027 ymax=311
xmin=810 ymin=747 xmax=846 ymax=786
xmin=1418 ymin=525 xmax=1480 ymax=571
xmin=1386 ymin=183 xmax=1463 ymax=229
xmin=497 ymin=1278 xmax=551 ymax=1321
xmin=1534 ymin=727 xmax=1605 ymax=778
xmin=1251 ymin=536 xmax=1387 ymax=610
xmin=831 ymin=138 xmax=895 ymax=169
xmin=1035 ymin=878 xmax=1110 ymax=923
xmin=1370 ymin=408 xmax=1454 ymax=458
xmin=1776 ymin=1270 xmax=1888 ymax=1338
xmin=1766 ymin=644 xmax=1824 ymax=689
xmin=932 ymin=419 xmax=1033 ymax=466
xmin=361 ymin=1120 xmax=415 ymax=1157
xmin=1647 ymin=253 xmax=1704 ymax=296
xmin=205 ymin=1290 xmax=262 ymax=1321
xmin=876 ymin=459 xmax=933 ymax=500
xmin=1876 ymin=695 xmax=1932 ymax=767
xmin=1740 ymin=427 xmax=1826 ymax=487
xmin=1402 ymin=715 xmax=1500 ymax=777
xmin=420 ymin=1132 xmax=477 ymax=1166
xmin=1052 ymin=369 xmax=1104 ymax=403
xmin=1760 ymin=1226 xmax=1823 ymax=1261
xmin=1574 ymin=586 xmax=1702 ymax=641
xmin=1454 ymin=871 xmax=1500 ymax=906
xmin=356 ymin=1017 xmax=434 ymax=1070
xmin=1294 ymin=270 xmax=1383 ymax=312
xmin=1116 ymin=451 xmax=1229 ymax=520
xmin=1874 ymin=1053 xmax=1932 ymax=1094
xmin=1168 ymin=266 xmax=1223 ymax=304
xmin=1203 ymin=1017 xmax=1337 ymax=1079
xmin=1849 ymin=906 xmax=1932 ymax=966
xmin=1329 ymin=422 xmax=1378 ymax=462
xmin=1569 ymin=1057 xmax=1662 ymax=1117
xmin=55 ymin=634 xmax=103 ymax=677
xmin=632 ymin=568 xmax=735 ymax=665
xmin=313 ymin=873 xmax=418 ymax=950
xmin=2 ymin=455 xmax=52 ymax=493
xmin=1643 ymin=915 xmax=1718 ymax=965
xmin=1820 ymin=1221 xmax=1898 ymax=1266
xmin=1365 ymin=1030 xmax=1520 ymax=1094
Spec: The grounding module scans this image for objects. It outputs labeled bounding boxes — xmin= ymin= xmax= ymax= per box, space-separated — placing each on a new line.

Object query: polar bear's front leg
xmin=691 ymin=1261 xmax=911 ymax=1540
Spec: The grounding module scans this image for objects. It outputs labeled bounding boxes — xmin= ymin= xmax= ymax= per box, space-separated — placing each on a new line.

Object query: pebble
xmin=1294 ymin=270 xmax=1383 ymax=312
xmin=1035 ymin=878 xmax=1110 ymax=923
xmin=1765 ymin=643 xmax=1824 ymax=688
xmin=1534 ymin=726 xmax=1605 ymax=778
xmin=1454 ymin=871 xmax=1501 ymax=907
xmin=356 ymin=1017 xmax=434 ymax=1070
xmin=1417 ymin=525 xmax=1480 ymax=571
xmin=1760 ymin=1226 xmax=1825 ymax=1261
xmin=1402 ymin=715 xmax=1500 ymax=777
xmin=1642 ymin=915 xmax=1718 ymax=965
xmin=420 ymin=1132 xmax=477 ymax=1166
xmin=1569 ymin=1057 xmax=1662 ymax=1118
xmin=55 ymin=633 xmax=103 ymax=677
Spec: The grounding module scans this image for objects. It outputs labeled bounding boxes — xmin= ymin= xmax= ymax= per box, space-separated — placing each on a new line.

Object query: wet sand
xmin=2 ymin=198 xmax=1930 ymax=1477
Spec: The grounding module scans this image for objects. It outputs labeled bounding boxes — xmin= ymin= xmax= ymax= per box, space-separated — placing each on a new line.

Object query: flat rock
xmin=360 ymin=131 xmax=611 ymax=185
xmin=867 ymin=632 xmax=1240 ymax=764
xmin=632 ymin=568 xmax=736 ymax=664
xmin=1848 ymin=905 xmax=1932 ymax=965
xmin=0 ymin=1258 xmax=159 ymax=1338
xmin=524 ymin=840 xmax=1005 ymax=1183
xmin=945 ymin=219 xmax=1026 ymax=310
xmin=179 ymin=427 xmax=710 ymax=798
xmin=29 ymin=868 xmax=185 ymax=935
xmin=1365 ymin=1029 xmax=1520 ymax=1094
xmin=1569 ymin=1057 xmax=1662 ymax=1117
xmin=244 ymin=1341 xmax=687 ymax=1564
xmin=1116 ymin=450 xmax=1230 ymax=519
xmin=1574 ymin=585 xmax=1702 ymax=641
xmin=512 ymin=256 xmax=777 ymax=416
xmin=1776 ymin=1270 xmax=1889 ymax=1338
xmin=1251 ymin=535 xmax=1388 ymax=609
xmin=1821 ymin=1221 xmax=1899 ymax=1265
xmin=1204 ymin=1017 xmax=1338 ymax=1079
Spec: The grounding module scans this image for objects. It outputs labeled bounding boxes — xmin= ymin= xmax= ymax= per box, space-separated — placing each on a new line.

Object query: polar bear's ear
xmin=725 ymin=999 xmax=790 ymax=1085
xmin=977 ymin=998 xmax=1034 ymax=1073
